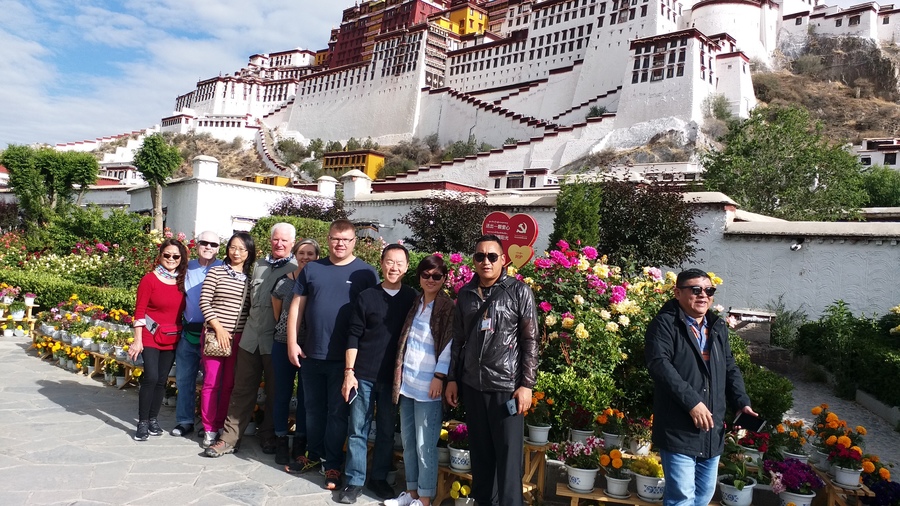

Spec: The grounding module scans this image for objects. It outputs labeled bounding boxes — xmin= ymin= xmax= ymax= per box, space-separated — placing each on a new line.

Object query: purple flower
xmin=449 ymin=253 xmax=462 ymax=264
xmin=610 ymin=285 xmax=627 ymax=304
xmin=96 ymin=243 xmax=109 ymax=253
xmin=539 ymin=301 xmax=552 ymax=312
xmin=556 ymin=239 xmax=569 ymax=251
xmin=582 ymin=246 xmax=598 ymax=260
xmin=534 ymin=257 xmax=553 ymax=269
xmin=549 ymin=250 xmax=569 ymax=266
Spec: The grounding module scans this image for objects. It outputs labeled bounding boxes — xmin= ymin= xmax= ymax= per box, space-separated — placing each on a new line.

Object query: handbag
xmin=153 ymin=324 xmax=182 ymax=346
xmin=203 ymin=276 xmax=249 ymax=358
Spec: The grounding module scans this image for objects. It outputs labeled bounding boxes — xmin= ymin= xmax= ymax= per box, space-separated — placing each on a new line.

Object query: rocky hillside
xmin=162 ymin=133 xmax=266 ymax=179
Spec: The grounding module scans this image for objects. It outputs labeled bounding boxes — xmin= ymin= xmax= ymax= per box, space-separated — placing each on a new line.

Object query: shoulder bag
xmin=203 ymin=276 xmax=249 ymax=358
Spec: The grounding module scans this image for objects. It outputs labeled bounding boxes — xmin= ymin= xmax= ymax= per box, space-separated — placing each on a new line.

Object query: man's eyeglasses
xmin=473 ymin=252 xmax=500 ymax=263
xmin=383 ymin=260 xmax=407 ymax=268
xmin=162 ymin=253 xmax=182 ymax=260
xmin=198 ymin=240 xmax=219 ymax=248
xmin=678 ymin=286 xmax=716 ymax=297
xmin=329 ymin=236 xmax=356 ymax=244
xmin=420 ymin=272 xmax=445 ymax=281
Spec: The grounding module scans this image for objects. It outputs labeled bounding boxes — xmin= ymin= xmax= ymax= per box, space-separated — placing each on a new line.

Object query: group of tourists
xmin=129 ymin=217 xmax=754 ymax=506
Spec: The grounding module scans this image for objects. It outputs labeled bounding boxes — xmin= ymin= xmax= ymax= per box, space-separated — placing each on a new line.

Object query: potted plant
xmin=562 ymin=401 xmax=594 ymax=443
xmin=103 ymin=358 xmax=121 ymax=384
xmin=599 ymin=446 xmax=631 ymax=498
xmin=23 ymin=292 xmax=36 ymax=306
xmin=828 ymin=441 xmax=864 ymax=488
xmin=525 ymin=391 xmax=554 ymax=444
xmin=770 ymin=419 xmax=810 ymax=463
xmin=449 ymin=479 xmax=474 ymax=505
xmin=630 ymin=455 xmax=666 ymax=502
xmin=550 ymin=435 xmax=603 ymax=493
xmin=78 ymin=351 xmax=93 ymax=374
xmin=8 ymin=301 xmax=26 ymax=320
xmin=765 ymin=458 xmax=824 ymax=506
xmin=595 ymin=407 xmax=628 ymax=448
xmin=448 ymin=423 xmax=471 ymax=472
xmin=437 ymin=427 xmax=450 ymax=466
xmin=0 ymin=284 xmax=20 ymax=304
xmin=737 ymin=430 xmax=770 ymax=464
xmin=1 ymin=318 xmax=13 ymax=337
xmin=625 ymin=416 xmax=653 ymax=456
xmin=719 ymin=431 xmax=757 ymax=506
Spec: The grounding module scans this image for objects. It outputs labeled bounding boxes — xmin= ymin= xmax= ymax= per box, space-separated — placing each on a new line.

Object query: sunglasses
xmin=162 ymin=253 xmax=182 ymax=260
xmin=198 ymin=240 xmax=219 ymax=248
xmin=420 ymin=272 xmax=445 ymax=281
xmin=678 ymin=286 xmax=716 ymax=296
xmin=473 ymin=252 xmax=500 ymax=263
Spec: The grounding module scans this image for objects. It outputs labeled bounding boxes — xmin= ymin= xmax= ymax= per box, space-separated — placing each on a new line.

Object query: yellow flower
xmin=440 ymin=429 xmax=448 ymax=441
xmin=707 ymin=272 xmax=723 ymax=286
xmin=548 ymin=332 xmax=559 ymax=340
xmin=605 ymin=322 xmax=619 ymax=333
xmin=576 ymin=258 xmax=590 ymax=271
xmin=609 ymin=449 xmax=622 ymax=459
xmin=574 ymin=323 xmax=589 ymax=339
xmin=507 ymin=266 xmax=518 ymax=277
xmin=561 ymin=317 xmax=575 ymax=329
xmin=599 ymin=310 xmax=611 ymax=320
xmin=618 ymin=315 xmax=630 ymax=327
xmin=133 ymin=368 xmax=143 ymax=377
xmin=593 ymin=264 xmax=610 ymax=278
xmin=545 ymin=314 xmax=558 ymax=327
xmin=573 ymin=295 xmax=585 ymax=305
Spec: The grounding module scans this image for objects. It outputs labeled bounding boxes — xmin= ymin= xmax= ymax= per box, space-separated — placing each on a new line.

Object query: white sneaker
xmin=384 ymin=492 xmax=416 ymax=506
xmin=202 ymin=431 xmax=217 ymax=448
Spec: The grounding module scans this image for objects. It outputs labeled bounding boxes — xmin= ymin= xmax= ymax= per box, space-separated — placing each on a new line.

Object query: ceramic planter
xmin=834 ymin=466 xmax=862 ymax=488
xmin=719 ymin=475 xmax=756 ymax=506
xmin=635 ymin=474 xmax=665 ymax=502
xmin=449 ymin=445 xmax=472 ymax=472
xmin=604 ymin=474 xmax=631 ymax=498
xmin=565 ymin=465 xmax=598 ymax=493
xmin=569 ymin=428 xmax=593 ymax=444
xmin=740 ymin=446 xmax=764 ymax=464
xmin=629 ymin=439 xmax=651 ymax=456
xmin=602 ymin=432 xmax=625 ymax=449
xmin=527 ymin=424 xmax=551 ymax=445
xmin=783 ymin=450 xmax=810 ymax=464
xmin=779 ymin=490 xmax=816 ymax=506
xmin=437 ymin=446 xmax=450 ymax=466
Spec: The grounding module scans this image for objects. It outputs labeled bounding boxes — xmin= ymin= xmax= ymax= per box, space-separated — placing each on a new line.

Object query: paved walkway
xmin=2 ymin=336 xmax=898 ymax=505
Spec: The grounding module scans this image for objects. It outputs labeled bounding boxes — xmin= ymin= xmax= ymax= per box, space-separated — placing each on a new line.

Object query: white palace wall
xmin=685 ymin=1 xmax=778 ymax=63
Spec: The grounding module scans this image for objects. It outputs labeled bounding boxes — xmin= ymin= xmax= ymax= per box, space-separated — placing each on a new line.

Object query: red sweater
xmin=134 ymin=272 xmax=186 ymax=350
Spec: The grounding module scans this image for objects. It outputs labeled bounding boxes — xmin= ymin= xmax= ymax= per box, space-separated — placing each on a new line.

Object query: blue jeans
xmin=271 ymin=341 xmax=305 ymax=439
xmin=659 ymin=449 xmax=720 ymax=506
xmin=345 ymin=379 xmax=396 ymax=486
xmin=400 ymin=395 xmax=442 ymax=499
xmin=175 ymin=334 xmax=202 ymax=427
xmin=301 ymin=358 xmax=347 ymax=471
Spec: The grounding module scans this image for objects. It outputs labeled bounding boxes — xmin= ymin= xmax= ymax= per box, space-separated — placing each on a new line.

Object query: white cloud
xmin=0 ymin=0 xmax=346 ymax=147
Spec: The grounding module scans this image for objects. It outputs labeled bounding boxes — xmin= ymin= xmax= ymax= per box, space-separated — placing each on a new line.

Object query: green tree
xmin=276 ymin=139 xmax=310 ymax=165
xmin=133 ymin=133 xmax=182 ymax=231
xmin=598 ymin=181 xmax=699 ymax=269
xmin=345 ymin=137 xmax=362 ymax=151
xmin=324 ymin=140 xmax=343 ymax=153
xmin=399 ymin=193 xmax=490 ymax=252
xmin=0 ymin=145 xmax=99 ymax=228
xmin=702 ymin=106 xmax=866 ymax=220
xmin=549 ymin=178 xmax=602 ymax=247
xmin=361 ymin=137 xmax=379 ymax=150
xmin=861 ymin=165 xmax=900 ymax=207
xmin=308 ymin=138 xmax=325 ymax=159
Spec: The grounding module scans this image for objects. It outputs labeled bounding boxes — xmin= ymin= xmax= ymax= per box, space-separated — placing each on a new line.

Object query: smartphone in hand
xmin=505 ymin=398 xmax=518 ymax=416
xmin=733 ymin=411 xmax=766 ymax=432
xmin=347 ymin=387 xmax=358 ymax=405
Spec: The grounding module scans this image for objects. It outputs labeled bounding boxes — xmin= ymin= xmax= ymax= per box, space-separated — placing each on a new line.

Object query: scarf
xmin=223 ymin=263 xmax=248 ymax=282
xmin=155 ymin=264 xmax=177 ymax=279
xmin=265 ymin=253 xmax=294 ymax=269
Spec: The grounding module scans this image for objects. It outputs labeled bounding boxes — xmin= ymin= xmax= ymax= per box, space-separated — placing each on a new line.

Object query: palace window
xmin=849 ymin=15 xmax=860 ymax=26
xmin=835 ymin=19 xmax=842 ymax=27
xmin=885 ymin=153 xmax=897 ymax=165
xmin=795 ymin=17 xmax=802 ymax=25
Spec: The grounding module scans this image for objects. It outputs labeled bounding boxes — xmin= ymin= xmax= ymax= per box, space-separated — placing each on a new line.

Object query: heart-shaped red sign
xmin=482 ymin=212 xmax=539 ymax=267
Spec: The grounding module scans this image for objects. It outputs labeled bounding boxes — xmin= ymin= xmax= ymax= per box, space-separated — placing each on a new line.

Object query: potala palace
xmin=56 ymin=0 xmax=900 ymax=189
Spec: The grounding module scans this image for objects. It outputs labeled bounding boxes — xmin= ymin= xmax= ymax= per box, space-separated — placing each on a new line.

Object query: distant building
xmin=322 ymin=149 xmax=386 ymax=179
xmin=853 ymin=138 xmax=900 ymax=167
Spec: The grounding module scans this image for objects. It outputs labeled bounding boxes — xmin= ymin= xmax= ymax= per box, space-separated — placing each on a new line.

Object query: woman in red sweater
xmin=129 ymin=239 xmax=188 ymax=441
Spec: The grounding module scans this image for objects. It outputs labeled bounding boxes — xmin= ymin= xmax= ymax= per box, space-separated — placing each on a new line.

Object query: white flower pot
xmin=80 ymin=337 xmax=93 ymax=349
xmin=115 ymin=376 xmax=126 ymax=387
xmin=2 ymin=329 xmax=12 ymax=337
xmin=814 ymin=449 xmax=830 ymax=471
xmin=779 ymin=490 xmax=816 ymax=506
xmin=61 ymin=332 xmax=71 ymax=343
xmin=11 ymin=310 xmax=25 ymax=320
xmin=783 ymin=450 xmax=810 ymax=464
xmin=91 ymin=342 xmax=100 ymax=352
xmin=635 ymin=474 xmax=665 ymax=502
xmin=1 ymin=296 xmax=13 ymax=304
xmin=629 ymin=440 xmax=651 ymax=456
xmin=527 ymin=424 xmax=551 ymax=445
xmin=24 ymin=296 xmax=35 ymax=306
xmin=740 ymin=446 xmax=764 ymax=464
xmin=565 ymin=465 xmax=599 ymax=493
xmin=454 ymin=499 xmax=475 ymax=506
xmin=603 ymin=432 xmax=625 ymax=448
xmin=569 ymin=428 xmax=593 ymax=444
xmin=449 ymin=446 xmax=471 ymax=472
xmin=719 ymin=476 xmax=756 ymax=506
xmin=437 ymin=446 xmax=450 ymax=465
xmin=98 ymin=343 xmax=112 ymax=354
xmin=605 ymin=475 xmax=631 ymax=497
xmin=834 ymin=466 xmax=862 ymax=488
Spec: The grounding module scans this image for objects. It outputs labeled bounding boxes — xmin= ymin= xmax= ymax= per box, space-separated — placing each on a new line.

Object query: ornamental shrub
xmin=398 ymin=193 xmax=490 ymax=253
xmin=0 ymin=270 xmax=136 ymax=313
xmin=740 ymin=365 xmax=795 ymax=426
xmin=549 ymin=178 xmax=601 ymax=248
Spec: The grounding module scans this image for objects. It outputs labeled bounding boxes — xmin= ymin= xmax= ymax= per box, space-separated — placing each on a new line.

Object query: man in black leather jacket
xmin=645 ymin=268 xmax=755 ymax=506
xmin=446 ymin=234 xmax=539 ymax=506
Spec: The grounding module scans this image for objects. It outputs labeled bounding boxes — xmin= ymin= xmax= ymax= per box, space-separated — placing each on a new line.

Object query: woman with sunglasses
xmin=197 ymin=232 xmax=256 ymax=448
xmin=270 ymin=238 xmax=320 ymax=465
xmin=387 ymin=255 xmax=454 ymax=506
xmin=130 ymin=239 xmax=189 ymax=441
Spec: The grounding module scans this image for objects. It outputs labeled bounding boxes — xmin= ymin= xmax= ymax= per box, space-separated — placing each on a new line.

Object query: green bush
xmin=766 ymin=295 xmax=808 ymax=349
xmin=535 ymin=368 xmax=616 ymax=441
xmin=45 ymin=206 xmax=151 ymax=255
xmin=741 ymin=365 xmax=795 ymax=425
xmin=0 ymin=269 xmax=136 ymax=312
xmin=549 ymin=178 xmax=602 ymax=248
xmin=856 ymin=345 xmax=900 ymax=407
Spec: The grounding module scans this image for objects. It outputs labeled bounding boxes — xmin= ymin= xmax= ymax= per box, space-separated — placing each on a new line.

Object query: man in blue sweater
xmin=338 ymin=244 xmax=417 ymax=503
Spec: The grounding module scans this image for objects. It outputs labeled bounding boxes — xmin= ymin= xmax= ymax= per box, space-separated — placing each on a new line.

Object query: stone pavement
xmin=3 ymin=335 xmax=899 ymax=505
xmin=0 ymin=337 xmax=385 ymax=506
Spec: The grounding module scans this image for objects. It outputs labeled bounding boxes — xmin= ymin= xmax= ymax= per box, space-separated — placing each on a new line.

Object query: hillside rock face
xmin=804 ymin=34 xmax=900 ymax=100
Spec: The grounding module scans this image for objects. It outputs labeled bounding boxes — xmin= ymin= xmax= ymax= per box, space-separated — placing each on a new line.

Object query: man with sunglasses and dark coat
xmin=645 ymin=268 xmax=756 ymax=506
xmin=445 ymin=234 xmax=538 ymax=506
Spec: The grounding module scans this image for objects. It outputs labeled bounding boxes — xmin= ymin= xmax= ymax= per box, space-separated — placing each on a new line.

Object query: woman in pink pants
xmin=198 ymin=232 xmax=255 ymax=448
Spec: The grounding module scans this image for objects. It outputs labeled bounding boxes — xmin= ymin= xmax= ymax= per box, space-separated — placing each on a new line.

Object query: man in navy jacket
xmin=645 ymin=268 xmax=756 ymax=506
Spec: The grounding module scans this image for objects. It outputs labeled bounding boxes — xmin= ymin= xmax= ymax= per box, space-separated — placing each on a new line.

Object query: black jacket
xmin=448 ymin=271 xmax=539 ymax=392
xmin=644 ymin=299 xmax=751 ymax=458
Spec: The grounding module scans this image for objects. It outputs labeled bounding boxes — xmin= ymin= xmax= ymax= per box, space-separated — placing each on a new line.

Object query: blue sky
xmin=0 ymin=0 xmax=347 ymax=147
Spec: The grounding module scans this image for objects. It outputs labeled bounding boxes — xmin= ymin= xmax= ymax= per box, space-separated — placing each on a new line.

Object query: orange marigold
xmin=789 ymin=431 xmax=798 ymax=438
xmin=533 ymin=392 xmax=545 ymax=400
xmin=826 ymin=413 xmax=839 ymax=422
xmin=826 ymin=435 xmax=838 ymax=445
xmin=612 ymin=458 xmax=623 ymax=469
xmin=597 ymin=415 xmax=608 ymax=425
xmin=827 ymin=420 xmax=840 ymax=429
xmin=600 ymin=455 xmax=611 ymax=466
xmin=610 ymin=449 xmax=622 ymax=460
xmin=806 ymin=429 xmax=816 ymax=436
xmin=850 ymin=446 xmax=862 ymax=456
xmin=856 ymin=426 xmax=867 ymax=435
xmin=863 ymin=461 xmax=876 ymax=473
xmin=547 ymin=398 xmax=554 ymax=405
xmin=776 ymin=424 xmax=785 ymax=433
xmin=603 ymin=408 xmax=614 ymax=416
xmin=811 ymin=407 xmax=823 ymax=415
xmin=837 ymin=436 xmax=852 ymax=448
xmin=880 ymin=468 xmax=891 ymax=481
